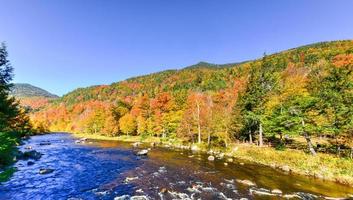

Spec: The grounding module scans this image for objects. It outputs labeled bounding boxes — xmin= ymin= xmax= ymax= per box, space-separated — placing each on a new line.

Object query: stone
xmin=150 ymin=142 xmax=156 ymax=147
xmin=132 ymin=142 xmax=141 ymax=147
xmin=160 ymin=188 xmax=168 ymax=194
xmin=191 ymin=145 xmax=199 ymax=151
xmin=208 ymin=155 xmax=215 ymax=161
xmin=27 ymin=161 xmax=35 ymax=166
xmin=271 ymin=189 xmax=282 ymax=194
xmin=236 ymin=179 xmax=256 ymax=186
xmin=281 ymin=165 xmax=290 ymax=172
xmin=240 ymin=162 xmax=244 ymax=165
xmin=39 ymin=141 xmax=51 ymax=145
xmin=21 ymin=150 xmax=42 ymax=160
xmin=39 ymin=168 xmax=54 ymax=174
xmin=227 ymin=158 xmax=233 ymax=162
xmin=24 ymin=146 xmax=32 ymax=150
xmin=136 ymin=149 xmax=148 ymax=156
xmin=224 ymin=162 xmax=228 ymax=166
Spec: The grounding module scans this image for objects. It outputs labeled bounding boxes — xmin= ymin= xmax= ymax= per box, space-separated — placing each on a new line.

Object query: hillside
xmin=10 ymin=83 xmax=58 ymax=98
xmin=31 ymin=40 xmax=353 ymax=150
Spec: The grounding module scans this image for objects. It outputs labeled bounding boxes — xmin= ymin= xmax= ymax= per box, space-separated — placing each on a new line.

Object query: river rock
xmin=124 ymin=176 xmax=139 ymax=183
xmin=236 ymin=179 xmax=256 ymax=186
xmin=39 ymin=141 xmax=51 ymax=145
xmin=132 ymin=142 xmax=141 ymax=147
xmin=150 ymin=142 xmax=156 ymax=147
xmin=208 ymin=155 xmax=215 ymax=161
xmin=24 ymin=146 xmax=32 ymax=150
xmin=39 ymin=168 xmax=54 ymax=174
xmin=271 ymin=189 xmax=282 ymax=194
xmin=27 ymin=161 xmax=35 ymax=166
xmin=250 ymin=188 xmax=275 ymax=196
xmin=281 ymin=165 xmax=291 ymax=172
xmin=21 ymin=150 xmax=42 ymax=160
xmin=136 ymin=149 xmax=148 ymax=156
xmin=224 ymin=162 xmax=228 ymax=166
xmin=227 ymin=158 xmax=233 ymax=162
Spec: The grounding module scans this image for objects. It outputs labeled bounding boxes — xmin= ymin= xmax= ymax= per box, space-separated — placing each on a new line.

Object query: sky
xmin=0 ymin=0 xmax=353 ymax=96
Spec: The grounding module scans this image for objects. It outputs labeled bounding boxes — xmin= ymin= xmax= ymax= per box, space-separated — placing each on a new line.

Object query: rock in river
xmin=136 ymin=149 xmax=148 ymax=156
xmin=208 ymin=155 xmax=215 ymax=161
xmin=39 ymin=168 xmax=54 ymax=174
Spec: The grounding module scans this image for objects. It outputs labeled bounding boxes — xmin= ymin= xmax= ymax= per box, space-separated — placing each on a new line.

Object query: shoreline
xmin=72 ymin=133 xmax=353 ymax=187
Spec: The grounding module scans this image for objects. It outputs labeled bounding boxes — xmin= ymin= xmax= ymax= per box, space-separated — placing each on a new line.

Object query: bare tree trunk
xmin=207 ymin=131 xmax=211 ymax=146
xmin=196 ymin=100 xmax=201 ymax=144
xmin=350 ymin=147 xmax=353 ymax=159
xmin=302 ymin=119 xmax=316 ymax=156
xmin=249 ymin=131 xmax=253 ymax=144
xmin=259 ymin=123 xmax=263 ymax=147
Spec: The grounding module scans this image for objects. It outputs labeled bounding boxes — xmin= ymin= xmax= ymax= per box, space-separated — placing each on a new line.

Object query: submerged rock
xmin=39 ymin=141 xmax=51 ymax=145
xmin=208 ymin=155 xmax=215 ymax=161
xmin=39 ymin=168 xmax=54 ymax=174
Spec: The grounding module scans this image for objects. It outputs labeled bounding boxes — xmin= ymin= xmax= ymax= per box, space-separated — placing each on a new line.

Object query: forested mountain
xmin=10 ymin=83 xmax=58 ymax=98
xmin=31 ymin=40 xmax=353 ymax=155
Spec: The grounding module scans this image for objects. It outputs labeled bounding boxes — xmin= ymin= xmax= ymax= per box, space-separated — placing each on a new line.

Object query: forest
xmin=29 ymin=40 xmax=353 ymax=158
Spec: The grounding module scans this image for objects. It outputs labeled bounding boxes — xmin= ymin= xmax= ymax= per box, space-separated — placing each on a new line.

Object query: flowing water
xmin=0 ymin=133 xmax=352 ymax=200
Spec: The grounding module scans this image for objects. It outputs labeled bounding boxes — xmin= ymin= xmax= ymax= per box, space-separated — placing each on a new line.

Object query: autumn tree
xmin=119 ymin=113 xmax=136 ymax=135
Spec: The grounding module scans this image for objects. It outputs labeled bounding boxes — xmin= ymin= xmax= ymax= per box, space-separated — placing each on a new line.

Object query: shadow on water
xmin=0 ymin=133 xmax=352 ymax=200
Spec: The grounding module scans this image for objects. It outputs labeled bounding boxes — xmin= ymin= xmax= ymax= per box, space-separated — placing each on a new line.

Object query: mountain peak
xmin=10 ymin=83 xmax=59 ymax=98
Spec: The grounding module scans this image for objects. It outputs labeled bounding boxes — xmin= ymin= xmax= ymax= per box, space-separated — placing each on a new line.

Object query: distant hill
xmin=10 ymin=83 xmax=58 ymax=98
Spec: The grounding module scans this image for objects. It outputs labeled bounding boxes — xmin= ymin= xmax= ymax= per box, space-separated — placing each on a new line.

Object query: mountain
xmin=30 ymin=40 xmax=353 ymax=142
xmin=10 ymin=83 xmax=58 ymax=99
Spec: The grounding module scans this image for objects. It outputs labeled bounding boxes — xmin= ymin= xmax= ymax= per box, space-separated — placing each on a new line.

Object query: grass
xmin=226 ymin=144 xmax=353 ymax=186
xmin=0 ymin=167 xmax=16 ymax=183
xmin=73 ymin=133 xmax=353 ymax=186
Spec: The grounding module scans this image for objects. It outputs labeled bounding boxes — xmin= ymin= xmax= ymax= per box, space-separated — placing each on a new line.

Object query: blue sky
xmin=1 ymin=0 xmax=352 ymax=96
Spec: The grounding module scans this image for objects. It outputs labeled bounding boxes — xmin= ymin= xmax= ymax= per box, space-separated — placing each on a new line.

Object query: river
xmin=0 ymin=133 xmax=352 ymax=200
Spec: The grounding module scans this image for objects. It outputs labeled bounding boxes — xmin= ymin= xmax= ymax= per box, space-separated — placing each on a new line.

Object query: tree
xmin=235 ymin=55 xmax=279 ymax=146
xmin=119 ymin=113 xmax=136 ymax=135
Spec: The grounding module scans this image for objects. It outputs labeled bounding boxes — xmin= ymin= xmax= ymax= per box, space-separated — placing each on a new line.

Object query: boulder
xmin=271 ymin=189 xmax=282 ymax=194
xmin=27 ymin=161 xmax=35 ymax=166
xmin=281 ymin=165 xmax=291 ymax=172
xmin=24 ymin=146 xmax=32 ymax=150
xmin=208 ymin=155 xmax=215 ymax=161
xmin=39 ymin=168 xmax=54 ymax=174
xmin=236 ymin=179 xmax=256 ymax=186
xmin=191 ymin=145 xmax=199 ymax=151
xmin=132 ymin=142 xmax=141 ymax=147
xmin=21 ymin=150 xmax=42 ymax=160
xmin=136 ymin=149 xmax=148 ymax=156
xmin=227 ymin=158 xmax=233 ymax=162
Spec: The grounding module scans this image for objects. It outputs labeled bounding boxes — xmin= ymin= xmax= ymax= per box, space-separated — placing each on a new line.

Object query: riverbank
xmin=72 ymin=133 xmax=353 ymax=187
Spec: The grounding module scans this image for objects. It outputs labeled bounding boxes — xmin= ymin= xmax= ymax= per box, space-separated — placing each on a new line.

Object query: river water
xmin=0 ymin=133 xmax=352 ymax=200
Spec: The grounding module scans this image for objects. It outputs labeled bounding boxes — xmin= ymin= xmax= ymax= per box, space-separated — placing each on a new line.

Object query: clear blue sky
xmin=1 ymin=0 xmax=352 ymax=96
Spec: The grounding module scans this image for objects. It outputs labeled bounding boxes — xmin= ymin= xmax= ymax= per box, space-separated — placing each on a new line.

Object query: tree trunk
xmin=302 ymin=119 xmax=316 ymax=156
xmin=207 ymin=131 xmax=211 ymax=146
xmin=196 ymin=100 xmax=201 ymax=144
xmin=350 ymin=147 xmax=353 ymax=159
xmin=259 ymin=123 xmax=263 ymax=147
xmin=249 ymin=131 xmax=253 ymax=144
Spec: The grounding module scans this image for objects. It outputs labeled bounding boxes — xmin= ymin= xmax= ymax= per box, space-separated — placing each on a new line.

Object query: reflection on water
xmin=0 ymin=133 xmax=352 ymax=200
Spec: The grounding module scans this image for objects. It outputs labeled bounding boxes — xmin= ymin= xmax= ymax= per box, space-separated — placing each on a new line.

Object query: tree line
xmin=31 ymin=40 xmax=353 ymax=157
